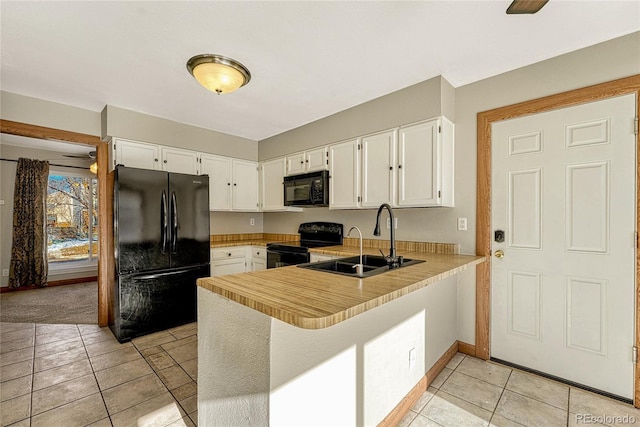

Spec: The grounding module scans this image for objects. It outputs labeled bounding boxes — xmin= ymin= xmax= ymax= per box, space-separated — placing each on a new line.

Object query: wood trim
xmin=378 ymin=340 xmax=459 ymax=427
xmin=457 ymin=341 xmax=476 ymax=356
xmin=0 ymin=120 xmax=110 ymax=326
xmin=636 ymin=89 xmax=640 ymax=408
xmin=475 ymin=74 xmax=640 ymax=405
xmin=0 ymin=276 xmax=97 ymax=293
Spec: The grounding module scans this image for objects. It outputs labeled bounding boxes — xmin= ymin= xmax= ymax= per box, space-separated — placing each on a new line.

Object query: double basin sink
xmin=297 ymin=255 xmax=424 ymax=278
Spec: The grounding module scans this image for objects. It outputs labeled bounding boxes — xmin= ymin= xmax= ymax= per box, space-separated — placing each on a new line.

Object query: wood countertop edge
xmin=199 ymin=255 xmax=486 ymax=329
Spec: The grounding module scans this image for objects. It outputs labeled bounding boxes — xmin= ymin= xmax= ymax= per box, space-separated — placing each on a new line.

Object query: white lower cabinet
xmin=210 ymin=246 xmax=266 ymax=276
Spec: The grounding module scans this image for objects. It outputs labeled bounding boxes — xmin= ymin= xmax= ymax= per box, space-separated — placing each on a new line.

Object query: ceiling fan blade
xmin=506 ymin=0 xmax=549 ymax=14
xmin=62 ymin=151 xmax=96 ymax=160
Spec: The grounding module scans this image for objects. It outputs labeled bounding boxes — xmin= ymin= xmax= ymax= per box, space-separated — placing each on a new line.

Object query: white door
xmin=232 ymin=159 xmax=259 ymax=211
xmin=329 ymin=139 xmax=360 ymax=209
xmin=491 ymin=94 xmax=636 ymax=399
xmin=200 ymin=154 xmax=232 ymax=211
xmin=361 ymin=129 xmax=396 ymax=208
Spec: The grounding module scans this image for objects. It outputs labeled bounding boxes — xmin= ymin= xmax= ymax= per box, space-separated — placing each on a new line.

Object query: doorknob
xmin=494 ymin=250 xmax=505 ymax=259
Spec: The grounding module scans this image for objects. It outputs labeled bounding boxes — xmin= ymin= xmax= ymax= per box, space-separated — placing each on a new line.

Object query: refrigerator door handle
xmin=171 ymin=191 xmax=178 ymax=253
xmin=161 ymin=190 xmax=168 ymax=254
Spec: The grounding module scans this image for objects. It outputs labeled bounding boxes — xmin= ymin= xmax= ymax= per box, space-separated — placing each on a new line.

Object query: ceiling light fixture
xmin=186 ymin=54 xmax=251 ymax=95
xmin=506 ymin=0 xmax=549 ymax=14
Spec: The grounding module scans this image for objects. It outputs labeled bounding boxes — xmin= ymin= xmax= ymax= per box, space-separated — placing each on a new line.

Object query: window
xmin=46 ymin=171 xmax=98 ymax=268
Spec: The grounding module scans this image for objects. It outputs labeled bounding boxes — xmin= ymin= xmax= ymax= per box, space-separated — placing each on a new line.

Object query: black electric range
xmin=266 ymin=222 xmax=343 ymax=268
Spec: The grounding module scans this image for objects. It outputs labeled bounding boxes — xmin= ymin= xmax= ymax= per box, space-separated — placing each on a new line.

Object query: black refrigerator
xmin=110 ymin=166 xmax=210 ymax=342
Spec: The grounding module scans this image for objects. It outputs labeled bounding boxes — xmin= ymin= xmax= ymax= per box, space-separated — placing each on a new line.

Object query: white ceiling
xmin=1 ymin=1 xmax=639 ymax=142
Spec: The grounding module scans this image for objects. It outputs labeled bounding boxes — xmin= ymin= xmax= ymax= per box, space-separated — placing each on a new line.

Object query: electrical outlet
xmin=386 ymin=218 xmax=399 ymax=229
xmin=386 ymin=217 xmax=391 ymax=229
xmin=457 ymin=217 xmax=467 ymax=231
xmin=250 ymin=218 xmax=255 ymax=226
xmin=2 ymin=269 xmax=9 ymax=277
xmin=409 ymin=348 xmax=416 ymax=370
xmin=0 ymin=200 xmax=5 ymax=205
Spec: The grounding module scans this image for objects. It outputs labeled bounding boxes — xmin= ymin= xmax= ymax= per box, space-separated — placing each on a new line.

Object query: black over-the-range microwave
xmin=283 ymin=170 xmax=329 ymax=207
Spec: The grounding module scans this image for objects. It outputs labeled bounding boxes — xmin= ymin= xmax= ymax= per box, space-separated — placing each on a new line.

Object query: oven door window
xmin=267 ymin=250 xmax=309 ymax=268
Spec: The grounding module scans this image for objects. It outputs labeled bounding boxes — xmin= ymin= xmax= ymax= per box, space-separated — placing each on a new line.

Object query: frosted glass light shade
xmin=187 ymin=54 xmax=251 ymax=95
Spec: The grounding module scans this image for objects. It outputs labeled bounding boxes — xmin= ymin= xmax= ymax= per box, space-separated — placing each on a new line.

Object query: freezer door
xmin=111 ymin=264 xmax=209 ymax=342
xmin=169 ymin=173 xmax=210 ymax=268
xmin=115 ymin=167 xmax=169 ymax=273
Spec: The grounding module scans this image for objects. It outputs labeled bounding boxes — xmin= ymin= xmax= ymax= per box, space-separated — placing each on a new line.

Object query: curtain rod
xmin=0 ymin=158 xmax=90 ymax=171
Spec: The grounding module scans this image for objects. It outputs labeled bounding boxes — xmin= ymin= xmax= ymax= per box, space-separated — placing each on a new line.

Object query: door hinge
xmin=357 ymin=144 xmax=361 ymax=150
xmin=357 ymin=196 xmax=361 ymax=202
xmin=438 ymin=190 xmax=441 ymax=198
xmin=438 ymin=125 xmax=442 ymax=133
xmin=633 ymin=346 xmax=638 ymax=364
xmin=635 ymin=232 xmax=638 ymax=249
xmin=634 ymin=116 xmax=638 ymax=135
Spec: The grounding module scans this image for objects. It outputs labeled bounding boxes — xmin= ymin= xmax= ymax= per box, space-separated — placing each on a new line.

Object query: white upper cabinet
xmin=329 ymin=139 xmax=361 ymax=209
xmin=200 ymin=155 xmax=259 ymax=211
xmin=397 ymin=117 xmax=454 ymax=207
xmin=161 ymin=146 xmax=199 ymax=174
xmin=286 ymin=147 xmax=328 ymax=176
xmin=231 ymin=159 xmax=259 ymax=212
xmin=361 ymin=129 xmax=397 ymax=208
xmin=200 ymin=154 xmax=232 ymax=211
xmin=260 ymin=157 xmax=286 ymax=211
xmin=110 ymin=138 xmax=160 ymax=171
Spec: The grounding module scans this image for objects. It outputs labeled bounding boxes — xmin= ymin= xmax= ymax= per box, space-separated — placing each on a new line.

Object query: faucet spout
xmin=346 ymin=226 xmax=364 ymax=277
xmin=373 ymin=203 xmax=398 ymax=266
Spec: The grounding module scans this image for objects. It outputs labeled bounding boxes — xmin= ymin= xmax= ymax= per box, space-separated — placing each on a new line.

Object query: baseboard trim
xmin=458 ymin=341 xmax=476 ymax=356
xmin=0 ymin=276 xmax=97 ymax=293
xmin=378 ymin=340 xmax=461 ymax=427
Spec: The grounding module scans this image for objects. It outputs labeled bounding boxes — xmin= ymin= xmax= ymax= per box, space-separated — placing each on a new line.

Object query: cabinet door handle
xmin=398 ymin=164 xmax=402 ymax=169
xmin=227 ymin=182 xmax=231 ymax=186
xmin=164 ymin=160 xmax=167 ymax=164
xmin=389 ymin=166 xmax=393 ymax=170
xmin=228 ymin=253 xmax=231 ymax=257
xmin=154 ymin=158 xmax=158 ymax=162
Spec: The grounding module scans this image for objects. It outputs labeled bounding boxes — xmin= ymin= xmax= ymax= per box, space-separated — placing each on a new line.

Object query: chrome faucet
xmin=373 ymin=203 xmax=400 ymax=267
xmin=346 ymin=226 xmax=364 ymax=277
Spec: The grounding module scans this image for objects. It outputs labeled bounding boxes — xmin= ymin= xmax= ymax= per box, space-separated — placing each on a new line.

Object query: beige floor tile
xmin=495 ymin=389 xmax=567 ymax=427
xmin=140 ymin=345 xmax=165 ymax=358
xmin=85 ymin=339 xmax=132 ymax=358
xmin=167 ymin=416 xmax=196 ymax=427
xmin=179 ymin=394 xmax=197 ymax=415
xmin=32 ymin=373 xmax=99 ymax=416
xmin=0 ymin=323 xmax=34 ymax=334
xmin=0 ymin=347 xmax=34 ymax=367
xmin=429 ymin=367 xmax=453 ymax=389
xmin=82 ymin=329 xmax=118 ymax=345
xmin=0 ymin=336 xmax=34 ymax=354
xmin=34 ymin=336 xmax=83 ymax=358
xmin=407 ymin=413 xmax=443 ymax=427
xmin=158 ymin=365 xmax=192 ymax=390
xmin=0 ymin=359 xmax=33 ymax=383
xmin=146 ymin=350 xmax=176 ymax=371
xmin=132 ymin=331 xmax=176 ymax=351
xmin=0 ymin=393 xmax=31 ymax=426
xmin=410 ymin=387 xmax=437 ymax=413
xmin=77 ymin=324 xmax=105 ymax=336
xmin=102 ymin=373 xmax=167 ymax=415
xmin=489 ymin=414 xmax=526 ymax=427
xmin=568 ymin=412 xmax=607 ymax=427
xmin=189 ymin=410 xmax=198 ymax=426
xmin=110 ymin=391 xmax=185 ymax=427
xmin=87 ymin=418 xmax=114 ymax=427
xmin=398 ymin=410 xmax=418 ymax=427
xmin=164 ymin=341 xmax=197 ymax=364
xmin=34 ymin=346 xmax=87 ymax=372
xmin=455 ymin=357 xmax=512 ymax=388
xmin=171 ymin=381 xmax=197 ymax=401
xmin=505 ymin=370 xmax=569 ymax=410
xmin=446 ymin=352 xmax=465 ymax=370
xmin=440 ymin=371 xmax=503 ymax=411
xmin=34 ymin=328 xmax=80 ymax=345
xmin=168 ymin=328 xmax=197 ymax=341
xmin=95 ymin=358 xmax=153 ymax=391
xmin=31 ymin=392 xmax=108 ymax=427
xmin=4 ymin=418 xmax=30 ymax=427
xmin=35 ymin=324 xmax=78 ymax=335
xmin=161 ymin=335 xmax=197 ymax=351
xmin=90 ymin=345 xmax=142 ymax=372
xmin=420 ymin=390 xmax=492 ymax=427
xmin=180 ymin=358 xmax=197 ymax=380
xmin=0 ymin=374 xmax=32 ymax=402
xmin=1 ymin=328 xmax=35 ymax=344
xmin=32 ymin=358 xmax=92 ymax=391
xmin=569 ymin=388 xmax=640 ymax=427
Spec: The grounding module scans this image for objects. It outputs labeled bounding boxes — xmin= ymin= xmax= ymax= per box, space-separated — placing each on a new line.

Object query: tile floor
xmin=2 ymin=322 xmax=639 ymax=427
xmin=0 ymin=322 xmax=198 ymax=427
xmin=399 ymin=353 xmax=640 ymax=427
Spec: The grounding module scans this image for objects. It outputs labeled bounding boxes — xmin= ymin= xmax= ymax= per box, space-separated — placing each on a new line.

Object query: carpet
xmin=0 ymin=282 xmax=98 ymax=324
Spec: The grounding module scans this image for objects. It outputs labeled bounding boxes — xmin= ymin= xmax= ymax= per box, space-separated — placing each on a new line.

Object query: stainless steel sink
xmin=297 ymin=255 xmax=424 ymax=278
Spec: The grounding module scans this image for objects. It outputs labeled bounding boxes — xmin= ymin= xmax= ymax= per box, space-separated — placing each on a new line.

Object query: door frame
xmin=0 ymin=120 xmax=112 ymax=327
xmin=475 ymin=74 xmax=640 ymax=405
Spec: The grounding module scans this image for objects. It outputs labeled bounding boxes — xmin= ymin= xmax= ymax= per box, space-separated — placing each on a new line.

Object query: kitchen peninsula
xmin=197 ymin=246 xmax=484 ymax=426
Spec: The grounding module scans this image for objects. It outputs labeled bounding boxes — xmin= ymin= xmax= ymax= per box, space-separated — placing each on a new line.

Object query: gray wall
xmin=0 ymin=142 xmax=98 ymax=287
xmin=261 ymin=32 xmax=640 ymax=255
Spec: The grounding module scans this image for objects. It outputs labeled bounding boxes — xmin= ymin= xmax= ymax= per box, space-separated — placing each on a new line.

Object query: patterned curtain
xmin=9 ymin=158 xmax=50 ymax=288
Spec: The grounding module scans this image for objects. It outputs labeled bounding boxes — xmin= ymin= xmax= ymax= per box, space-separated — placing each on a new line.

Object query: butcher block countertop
xmin=198 ymin=245 xmax=485 ymax=329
